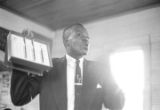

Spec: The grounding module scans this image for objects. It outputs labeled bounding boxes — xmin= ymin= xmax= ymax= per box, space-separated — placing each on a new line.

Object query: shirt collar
xmin=66 ymin=54 xmax=84 ymax=65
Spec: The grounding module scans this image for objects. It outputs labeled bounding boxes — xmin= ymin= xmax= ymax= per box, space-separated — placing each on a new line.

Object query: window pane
xmin=109 ymin=49 xmax=144 ymax=110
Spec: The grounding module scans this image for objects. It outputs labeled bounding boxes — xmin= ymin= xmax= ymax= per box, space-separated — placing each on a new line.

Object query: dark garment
xmin=11 ymin=57 xmax=124 ymax=110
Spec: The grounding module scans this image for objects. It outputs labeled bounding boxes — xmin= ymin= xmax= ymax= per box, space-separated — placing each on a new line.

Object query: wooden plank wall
xmin=151 ymin=35 xmax=160 ymax=110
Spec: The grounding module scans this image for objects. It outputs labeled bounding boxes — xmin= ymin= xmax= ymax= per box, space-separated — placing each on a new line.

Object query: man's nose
xmin=82 ymin=38 xmax=89 ymax=44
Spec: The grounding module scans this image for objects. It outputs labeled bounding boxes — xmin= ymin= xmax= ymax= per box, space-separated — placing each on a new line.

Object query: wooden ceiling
xmin=1 ymin=0 xmax=160 ymax=30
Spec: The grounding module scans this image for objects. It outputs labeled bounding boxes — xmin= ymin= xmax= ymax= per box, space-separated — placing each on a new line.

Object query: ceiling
xmin=1 ymin=0 xmax=160 ymax=30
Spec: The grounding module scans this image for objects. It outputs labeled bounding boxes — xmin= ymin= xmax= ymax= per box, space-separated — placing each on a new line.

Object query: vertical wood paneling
xmin=151 ymin=35 xmax=160 ymax=110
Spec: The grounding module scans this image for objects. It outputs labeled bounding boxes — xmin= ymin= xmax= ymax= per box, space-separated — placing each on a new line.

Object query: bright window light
xmin=109 ymin=49 xmax=144 ymax=110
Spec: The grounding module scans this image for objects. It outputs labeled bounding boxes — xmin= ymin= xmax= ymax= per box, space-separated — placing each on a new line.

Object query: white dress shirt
xmin=66 ymin=54 xmax=84 ymax=110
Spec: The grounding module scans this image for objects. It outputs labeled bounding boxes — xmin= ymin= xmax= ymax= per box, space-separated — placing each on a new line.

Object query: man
xmin=11 ymin=23 xmax=124 ymax=110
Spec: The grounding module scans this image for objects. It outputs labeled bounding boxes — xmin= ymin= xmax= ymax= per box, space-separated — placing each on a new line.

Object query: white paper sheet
xmin=40 ymin=43 xmax=50 ymax=66
xmin=10 ymin=34 xmax=25 ymax=59
xmin=33 ymin=41 xmax=42 ymax=63
xmin=25 ymin=38 xmax=34 ymax=61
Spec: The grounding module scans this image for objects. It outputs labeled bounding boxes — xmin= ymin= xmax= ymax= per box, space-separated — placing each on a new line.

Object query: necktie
xmin=74 ymin=60 xmax=82 ymax=110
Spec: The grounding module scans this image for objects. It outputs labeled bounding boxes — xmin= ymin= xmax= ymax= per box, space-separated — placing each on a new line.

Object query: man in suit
xmin=11 ymin=23 xmax=124 ymax=110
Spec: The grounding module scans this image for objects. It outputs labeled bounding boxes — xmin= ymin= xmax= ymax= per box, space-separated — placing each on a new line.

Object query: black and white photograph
xmin=0 ymin=0 xmax=160 ymax=110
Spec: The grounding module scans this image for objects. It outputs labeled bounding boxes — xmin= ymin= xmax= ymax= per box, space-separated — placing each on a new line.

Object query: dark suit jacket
xmin=11 ymin=57 xmax=124 ymax=110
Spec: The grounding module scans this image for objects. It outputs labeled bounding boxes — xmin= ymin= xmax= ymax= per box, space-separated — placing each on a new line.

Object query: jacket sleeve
xmin=10 ymin=69 xmax=42 ymax=106
xmin=98 ymin=63 xmax=125 ymax=110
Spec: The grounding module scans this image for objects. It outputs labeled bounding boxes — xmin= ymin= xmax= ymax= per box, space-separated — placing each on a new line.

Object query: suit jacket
xmin=11 ymin=57 xmax=124 ymax=110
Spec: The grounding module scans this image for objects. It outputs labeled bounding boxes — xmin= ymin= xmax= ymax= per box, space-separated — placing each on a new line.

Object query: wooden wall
xmin=151 ymin=35 xmax=160 ymax=110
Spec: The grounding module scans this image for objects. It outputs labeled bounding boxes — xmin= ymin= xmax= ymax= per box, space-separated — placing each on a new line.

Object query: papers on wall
xmin=40 ymin=43 xmax=50 ymax=66
xmin=33 ymin=41 xmax=50 ymax=66
xmin=8 ymin=33 xmax=51 ymax=67
xmin=25 ymin=38 xmax=34 ymax=61
xmin=10 ymin=34 xmax=25 ymax=59
xmin=33 ymin=41 xmax=42 ymax=64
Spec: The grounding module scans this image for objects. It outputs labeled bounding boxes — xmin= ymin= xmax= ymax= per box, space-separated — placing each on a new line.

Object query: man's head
xmin=63 ymin=23 xmax=89 ymax=59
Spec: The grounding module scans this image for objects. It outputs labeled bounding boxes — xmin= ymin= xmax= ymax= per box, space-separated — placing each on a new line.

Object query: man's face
xmin=67 ymin=27 xmax=89 ymax=58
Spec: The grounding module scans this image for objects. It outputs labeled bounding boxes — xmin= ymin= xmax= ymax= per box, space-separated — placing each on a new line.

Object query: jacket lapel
xmin=52 ymin=57 xmax=67 ymax=110
xmin=80 ymin=59 xmax=92 ymax=109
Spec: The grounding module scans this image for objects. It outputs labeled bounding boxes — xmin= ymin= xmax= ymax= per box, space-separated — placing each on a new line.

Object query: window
xmin=109 ymin=49 xmax=144 ymax=110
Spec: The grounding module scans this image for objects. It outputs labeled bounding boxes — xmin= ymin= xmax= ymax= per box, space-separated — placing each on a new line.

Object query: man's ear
xmin=64 ymin=39 xmax=70 ymax=48
xmin=65 ymin=34 xmax=73 ymax=48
